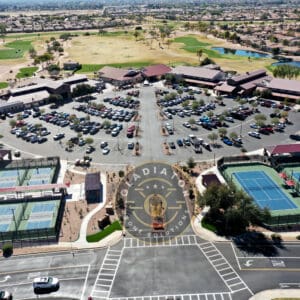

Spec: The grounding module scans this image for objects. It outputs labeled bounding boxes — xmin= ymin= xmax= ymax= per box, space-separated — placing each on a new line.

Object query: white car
xmin=102 ymin=147 xmax=110 ymax=155
xmin=183 ymin=122 xmax=191 ymax=128
xmin=33 ymin=276 xmax=59 ymax=293
xmin=0 ymin=291 xmax=12 ymax=300
xmin=250 ymin=123 xmax=260 ymax=129
xmin=248 ymin=131 xmax=260 ymax=138
xmin=225 ymin=116 xmax=234 ymax=123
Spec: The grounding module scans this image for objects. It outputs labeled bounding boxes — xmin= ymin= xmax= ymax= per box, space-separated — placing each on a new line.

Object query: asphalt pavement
xmin=1 ymin=85 xmax=299 ymax=166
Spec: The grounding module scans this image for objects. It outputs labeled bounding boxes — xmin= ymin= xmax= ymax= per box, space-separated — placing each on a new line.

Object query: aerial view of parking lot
xmin=0 ymin=0 xmax=300 ymax=300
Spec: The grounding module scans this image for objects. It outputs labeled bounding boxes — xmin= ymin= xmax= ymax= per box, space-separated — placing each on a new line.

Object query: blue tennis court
xmin=0 ymin=205 xmax=17 ymax=215
xmin=0 ymin=223 xmax=9 ymax=232
xmin=32 ymin=167 xmax=52 ymax=176
xmin=28 ymin=179 xmax=50 ymax=186
xmin=233 ymin=171 xmax=297 ymax=211
xmin=0 ymin=181 xmax=16 ymax=188
xmin=293 ymin=172 xmax=300 ymax=181
xmin=27 ymin=220 xmax=51 ymax=230
xmin=32 ymin=203 xmax=55 ymax=213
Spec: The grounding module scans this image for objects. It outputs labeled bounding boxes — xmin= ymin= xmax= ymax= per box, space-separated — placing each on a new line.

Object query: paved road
xmin=1 ymin=240 xmax=300 ymax=300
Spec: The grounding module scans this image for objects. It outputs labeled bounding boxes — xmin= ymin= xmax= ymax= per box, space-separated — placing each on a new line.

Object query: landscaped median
xmin=86 ymin=220 xmax=122 ymax=243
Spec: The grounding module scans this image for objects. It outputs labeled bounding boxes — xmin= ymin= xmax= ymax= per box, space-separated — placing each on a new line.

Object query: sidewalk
xmin=250 ymin=289 xmax=300 ymax=300
xmin=192 ymin=206 xmax=228 ymax=242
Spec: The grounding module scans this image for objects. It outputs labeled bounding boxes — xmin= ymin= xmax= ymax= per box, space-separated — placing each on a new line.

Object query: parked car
xmin=290 ymin=133 xmax=300 ymax=141
xmin=33 ymin=276 xmax=59 ymax=293
xmin=248 ymin=131 xmax=260 ymax=138
xmin=102 ymin=147 xmax=110 ymax=155
xmin=225 ymin=116 xmax=234 ymax=123
xmin=100 ymin=141 xmax=108 ymax=149
xmin=86 ymin=145 xmax=95 ymax=154
xmin=168 ymin=142 xmax=176 ymax=149
xmin=202 ymin=142 xmax=211 ymax=151
xmin=53 ymin=133 xmax=65 ymax=141
xmin=128 ymin=142 xmax=134 ymax=150
xmin=222 ymin=136 xmax=233 ymax=146
xmin=250 ymin=123 xmax=260 ymax=129
xmin=0 ymin=291 xmax=12 ymax=300
xmin=176 ymin=139 xmax=183 ymax=147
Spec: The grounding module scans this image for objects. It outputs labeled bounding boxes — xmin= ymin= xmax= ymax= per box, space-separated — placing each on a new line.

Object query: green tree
xmin=207 ymin=132 xmax=218 ymax=145
xmin=187 ymin=157 xmax=196 ymax=169
xmin=254 ymin=113 xmax=267 ymax=125
xmin=85 ymin=137 xmax=94 ymax=144
xmin=9 ymin=119 xmax=17 ymax=128
xmin=218 ymin=128 xmax=227 ymax=137
xmin=197 ymin=49 xmax=203 ymax=64
xmin=192 ymin=101 xmax=200 ymax=111
xmin=188 ymin=118 xmax=196 ymax=125
xmin=229 ymin=132 xmax=238 ymax=140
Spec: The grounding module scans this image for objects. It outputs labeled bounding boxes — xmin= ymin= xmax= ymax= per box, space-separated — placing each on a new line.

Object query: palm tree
xmin=197 ymin=49 xmax=203 ymax=64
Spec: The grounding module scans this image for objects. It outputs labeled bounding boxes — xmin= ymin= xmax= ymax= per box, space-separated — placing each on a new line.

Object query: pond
xmin=211 ymin=47 xmax=271 ymax=58
xmin=272 ymin=61 xmax=300 ymax=68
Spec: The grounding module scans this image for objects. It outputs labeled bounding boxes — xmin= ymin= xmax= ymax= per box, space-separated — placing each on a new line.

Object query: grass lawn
xmin=0 ymin=82 xmax=8 ymax=89
xmin=16 ymin=66 xmax=38 ymax=79
xmin=201 ymin=218 xmax=217 ymax=233
xmin=0 ymin=40 xmax=33 ymax=60
xmin=86 ymin=220 xmax=122 ymax=243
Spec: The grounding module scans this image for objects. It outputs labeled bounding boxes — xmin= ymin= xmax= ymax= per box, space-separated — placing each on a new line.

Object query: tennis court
xmin=26 ymin=167 xmax=53 ymax=186
xmin=26 ymin=220 xmax=52 ymax=230
xmin=0 ymin=204 xmax=18 ymax=232
xmin=233 ymin=171 xmax=297 ymax=211
xmin=0 ymin=169 xmax=25 ymax=188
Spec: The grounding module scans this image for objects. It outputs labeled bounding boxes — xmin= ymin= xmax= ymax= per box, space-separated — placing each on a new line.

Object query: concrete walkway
xmin=58 ymin=166 xmax=122 ymax=249
xmin=250 ymin=289 xmax=300 ymax=300
xmin=192 ymin=206 xmax=228 ymax=242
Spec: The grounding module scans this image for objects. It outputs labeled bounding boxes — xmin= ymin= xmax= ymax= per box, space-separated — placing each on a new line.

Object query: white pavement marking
xmin=91 ymin=248 xmax=123 ymax=300
xmin=109 ymin=292 xmax=232 ymax=300
xmin=198 ymin=242 xmax=253 ymax=295
xmin=230 ymin=243 xmax=242 ymax=270
xmin=123 ymin=235 xmax=199 ymax=248
xmin=80 ymin=264 xmax=91 ymax=300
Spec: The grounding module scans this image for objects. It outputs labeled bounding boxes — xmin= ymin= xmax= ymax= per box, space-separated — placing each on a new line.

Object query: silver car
xmin=33 ymin=276 xmax=59 ymax=293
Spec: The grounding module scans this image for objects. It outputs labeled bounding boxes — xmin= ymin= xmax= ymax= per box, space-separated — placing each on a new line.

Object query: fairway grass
xmin=16 ymin=66 xmax=38 ymax=79
xmin=0 ymin=40 xmax=33 ymax=60
xmin=1 ymin=31 xmax=277 ymax=76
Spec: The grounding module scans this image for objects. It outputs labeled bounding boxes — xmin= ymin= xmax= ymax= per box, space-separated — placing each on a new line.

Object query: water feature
xmin=211 ymin=47 xmax=271 ymax=58
xmin=272 ymin=61 xmax=300 ymax=68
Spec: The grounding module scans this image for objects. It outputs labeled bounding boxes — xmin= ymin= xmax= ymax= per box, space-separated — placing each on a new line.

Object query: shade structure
xmin=279 ymin=172 xmax=288 ymax=179
xmin=285 ymin=179 xmax=295 ymax=187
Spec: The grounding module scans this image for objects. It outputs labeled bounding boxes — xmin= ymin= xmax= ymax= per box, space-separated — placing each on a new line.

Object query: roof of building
xmin=8 ymin=90 xmax=50 ymax=104
xmin=0 ymin=150 xmax=11 ymax=160
xmin=202 ymin=174 xmax=221 ymax=187
xmin=214 ymin=82 xmax=236 ymax=93
xmin=99 ymin=66 xmax=141 ymax=82
xmin=267 ymin=78 xmax=300 ymax=94
xmin=142 ymin=64 xmax=172 ymax=78
xmin=0 ymin=183 xmax=67 ymax=194
xmin=269 ymin=143 xmax=300 ymax=155
xmin=230 ymin=69 xmax=266 ymax=84
xmin=171 ymin=66 xmax=223 ymax=81
xmin=85 ymin=172 xmax=101 ymax=191
xmin=63 ymin=74 xmax=88 ymax=84
xmin=240 ymin=75 xmax=272 ymax=91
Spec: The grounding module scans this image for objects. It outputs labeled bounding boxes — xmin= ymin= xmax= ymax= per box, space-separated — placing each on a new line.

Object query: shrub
xmin=271 ymin=233 xmax=282 ymax=243
xmin=2 ymin=242 xmax=13 ymax=257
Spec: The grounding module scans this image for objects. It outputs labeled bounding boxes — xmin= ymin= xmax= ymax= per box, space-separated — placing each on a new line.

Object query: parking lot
xmin=1 ymin=83 xmax=299 ymax=165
